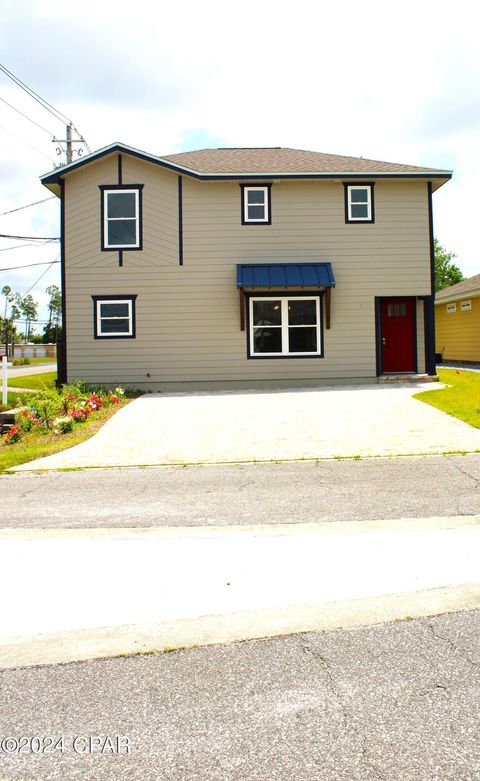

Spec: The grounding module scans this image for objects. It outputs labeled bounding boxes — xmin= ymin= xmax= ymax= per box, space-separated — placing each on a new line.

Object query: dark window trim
xmin=178 ymin=175 xmax=183 ymax=266
xmin=245 ymin=290 xmax=324 ymax=359
xmin=343 ymin=181 xmax=375 ymax=224
xmin=99 ymin=184 xmax=144 ymax=252
xmin=92 ymin=294 xmax=137 ymax=340
xmin=240 ymin=183 xmax=272 ymax=225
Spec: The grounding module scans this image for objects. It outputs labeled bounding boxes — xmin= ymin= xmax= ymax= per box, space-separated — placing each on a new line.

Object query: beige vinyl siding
xmin=416 ymin=299 xmax=426 ymax=374
xmin=435 ymin=296 xmax=480 ymax=362
xmin=63 ymin=153 xmax=431 ymax=388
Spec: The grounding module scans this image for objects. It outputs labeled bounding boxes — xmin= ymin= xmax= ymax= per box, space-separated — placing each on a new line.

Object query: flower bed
xmin=1 ymin=383 xmax=126 ymax=447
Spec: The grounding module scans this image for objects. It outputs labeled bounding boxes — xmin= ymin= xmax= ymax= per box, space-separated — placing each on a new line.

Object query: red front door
xmin=380 ymin=297 xmax=415 ymax=373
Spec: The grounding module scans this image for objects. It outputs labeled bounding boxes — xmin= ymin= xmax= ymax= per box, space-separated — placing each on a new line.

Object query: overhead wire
xmin=0 ymin=123 xmax=53 ymax=162
xmin=0 ymin=63 xmax=92 ymax=159
xmin=0 ymin=243 xmax=53 ymax=254
xmin=23 ymin=256 xmax=59 ymax=295
xmin=0 ymin=196 xmax=56 ymax=217
xmin=0 ymin=260 xmax=61 ymax=271
xmin=0 ymin=233 xmax=59 ymax=241
xmin=0 ymin=95 xmax=57 ymax=136
xmin=0 ymin=62 xmax=72 ymax=125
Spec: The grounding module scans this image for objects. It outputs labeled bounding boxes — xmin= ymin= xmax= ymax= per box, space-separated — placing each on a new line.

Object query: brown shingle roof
xmin=162 ymin=147 xmax=450 ymax=175
xmin=436 ymin=273 xmax=480 ymax=300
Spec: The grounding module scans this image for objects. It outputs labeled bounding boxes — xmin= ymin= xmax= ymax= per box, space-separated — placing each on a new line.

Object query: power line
xmin=0 ymin=260 xmax=61 ymax=271
xmin=0 ymin=196 xmax=56 ymax=217
xmin=0 ymin=242 xmax=53 ymax=253
xmin=0 ymin=233 xmax=59 ymax=241
xmin=12 ymin=318 xmax=51 ymax=324
xmin=0 ymin=95 xmax=56 ymax=136
xmin=0 ymin=123 xmax=53 ymax=162
xmin=0 ymin=64 xmax=92 ymax=160
xmin=24 ymin=257 xmax=59 ymax=295
xmin=0 ymin=62 xmax=72 ymax=125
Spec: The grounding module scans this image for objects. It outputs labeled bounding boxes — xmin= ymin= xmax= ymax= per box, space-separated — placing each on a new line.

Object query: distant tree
xmin=2 ymin=285 xmax=13 ymax=320
xmin=15 ymin=293 xmax=38 ymax=341
xmin=44 ymin=284 xmax=62 ymax=343
xmin=434 ymin=239 xmax=464 ymax=292
xmin=1 ymin=287 xmax=18 ymax=357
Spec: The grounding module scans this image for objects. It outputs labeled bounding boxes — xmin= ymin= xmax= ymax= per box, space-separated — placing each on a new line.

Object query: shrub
xmin=3 ymin=424 xmax=21 ymax=444
xmin=54 ymin=416 xmax=74 ymax=434
xmin=18 ymin=409 xmax=39 ymax=432
xmin=28 ymin=388 xmax=63 ymax=429
xmin=12 ymin=358 xmax=31 ymax=366
xmin=71 ymin=407 xmax=88 ymax=423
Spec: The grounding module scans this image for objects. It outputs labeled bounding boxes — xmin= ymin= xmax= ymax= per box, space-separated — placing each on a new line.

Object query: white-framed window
xmin=345 ymin=184 xmax=374 ymax=223
xmin=242 ymin=185 xmax=270 ymax=224
xmin=461 ymin=300 xmax=472 ymax=311
xmin=93 ymin=296 xmax=136 ymax=338
xmin=446 ymin=303 xmax=457 ymax=313
xmin=249 ymin=296 xmax=321 ymax=357
xmin=102 ymin=188 xmax=141 ymax=249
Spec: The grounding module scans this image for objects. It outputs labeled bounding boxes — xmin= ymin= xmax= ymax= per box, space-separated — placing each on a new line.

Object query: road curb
xmin=0 ymin=514 xmax=479 ymax=540
xmin=1 ymin=582 xmax=480 ymax=670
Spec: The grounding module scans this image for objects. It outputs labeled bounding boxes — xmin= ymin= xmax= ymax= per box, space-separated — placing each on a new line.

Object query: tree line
xmin=1 ymin=284 xmax=62 ymax=356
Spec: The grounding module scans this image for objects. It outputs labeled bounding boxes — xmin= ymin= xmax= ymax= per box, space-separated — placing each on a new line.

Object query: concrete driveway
xmin=12 ymin=382 xmax=480 ymax=470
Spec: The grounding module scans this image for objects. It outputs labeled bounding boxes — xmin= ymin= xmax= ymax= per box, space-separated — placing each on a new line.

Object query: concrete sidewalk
xmin=11 ymin=383 xmax=480 ymax=471
xmin=1 ymin=515 xmax=479 ymax=668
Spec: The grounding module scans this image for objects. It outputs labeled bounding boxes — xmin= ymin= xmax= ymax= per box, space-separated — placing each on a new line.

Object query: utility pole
xmin=53 ymin=123 xmax=86 ymax=167
xmin=66 ymin=122 xmax=73 ymax=163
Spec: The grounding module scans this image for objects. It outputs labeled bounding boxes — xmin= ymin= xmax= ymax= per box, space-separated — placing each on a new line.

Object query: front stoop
xmin=378 ymin=374 xmax=439 ymax=384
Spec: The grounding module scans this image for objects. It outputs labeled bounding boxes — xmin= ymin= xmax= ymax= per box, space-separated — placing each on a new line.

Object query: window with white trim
xmin=249 ymin=296 xmax=321 ymax=356
xmin=242 ymin=186 xmax=270 ymax=223
xmin=102 ymin=188 xmax=141 ymax=249
xmin=346 ymin=184 xmax=373 ymax=222
xmin=94 ymin=297 xmax=136 ymax=338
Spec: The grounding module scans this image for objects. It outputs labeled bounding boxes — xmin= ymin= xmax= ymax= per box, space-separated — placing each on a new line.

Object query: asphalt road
xmin=0 ymin=610 xmax=479 ymax=781
xmin=1 ymin=454 xmax=480 ymax=528
xmin=3 ymin=362 xmax=56 ymax=378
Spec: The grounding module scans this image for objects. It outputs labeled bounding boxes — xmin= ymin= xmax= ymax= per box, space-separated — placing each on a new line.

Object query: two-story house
xmin=40 ymin=145 xmax=451 ymax=390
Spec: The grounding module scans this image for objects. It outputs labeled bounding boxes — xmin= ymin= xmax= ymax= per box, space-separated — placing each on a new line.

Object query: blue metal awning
xmin=236 ymin=262 xmax=335 ymax=289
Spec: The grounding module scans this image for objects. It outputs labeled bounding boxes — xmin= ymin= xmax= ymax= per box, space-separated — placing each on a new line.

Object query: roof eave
xmin=435 ymin=289 xmax=480 ymax=304
xmin=39 ymin=143 xmax=453 ymax=188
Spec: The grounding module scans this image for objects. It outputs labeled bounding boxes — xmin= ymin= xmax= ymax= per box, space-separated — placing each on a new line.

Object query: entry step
xmin=378 ymin=374 xmax=439 ymax=384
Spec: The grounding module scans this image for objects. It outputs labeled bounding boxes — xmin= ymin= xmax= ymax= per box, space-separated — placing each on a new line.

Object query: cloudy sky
xmin=0 ymin=0 xmax=478 ymax=328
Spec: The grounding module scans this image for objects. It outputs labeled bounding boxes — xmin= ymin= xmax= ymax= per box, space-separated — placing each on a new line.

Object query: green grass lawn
xmin=12 ymin=357 xmax=56 ymax=365
xmin=7 ymin=371 xmax=57 ymax=390
xmin=414 ymin=368 xmax=480 ymax=429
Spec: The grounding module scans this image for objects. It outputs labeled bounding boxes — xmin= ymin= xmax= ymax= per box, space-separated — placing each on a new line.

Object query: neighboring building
xmin=40 ymin=144 xmax=451 ymax=390
xmin=435 ymin=273 xmax=480 ymax=363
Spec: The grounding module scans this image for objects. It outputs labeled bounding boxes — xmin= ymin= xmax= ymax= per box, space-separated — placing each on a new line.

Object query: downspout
xmin=424 ymin=182 xmax=437 ymax=376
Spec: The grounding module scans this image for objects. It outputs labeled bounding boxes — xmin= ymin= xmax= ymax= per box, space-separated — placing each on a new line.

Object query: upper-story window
xmin=344 ymin=183 xmax=374 ymax=223
xmin=100 ymin=185 xmax=143 ymax=250
xmin=241 ymin=184 xmax=271 ymax=225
